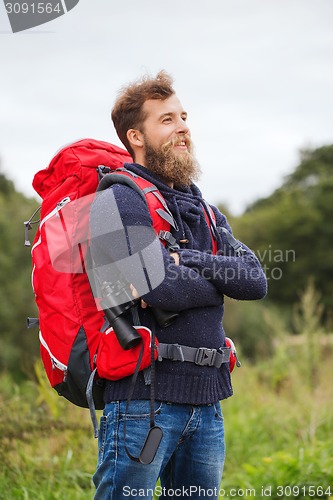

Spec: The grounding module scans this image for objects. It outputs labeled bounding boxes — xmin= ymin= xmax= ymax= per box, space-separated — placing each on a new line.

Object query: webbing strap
xmin=151 ymin=190 xmax=171 ymax=212
xmin=142 ymin=186 xmax=156 ymax=194
xmin=158 ymin=343 xmax=230 ymax=368
xmin=124 ymin=318 xmax=161 ymax=464
xmin=123 ymin=341 xmax=145 ymax=462
xmin=86 ymin=368 xmax=99 ymax=438
xmin=155 ymin=208 xmax=177 ymax=228
xmin=218 ymin=227 xmax=246 ymax=256
xmin=152 ymin=191 xmax=179 ymax=231
xmin=201 ymin=199 xmax=246 ymax=257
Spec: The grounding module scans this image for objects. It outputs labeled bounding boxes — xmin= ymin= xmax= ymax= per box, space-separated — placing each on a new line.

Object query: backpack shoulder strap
xmin=97 ymin=168 xmax=179 ymax=251
xmin=201 ymin=199 xmax=246 ymax=256
xmin=201 ymin=200 xmax=219 ymax=255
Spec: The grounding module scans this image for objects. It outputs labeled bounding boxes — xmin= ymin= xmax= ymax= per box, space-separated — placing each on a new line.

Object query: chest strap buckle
xmin=195 ymin=347 xmax=217 ymax=367
xmin=158 ymin=343 xmax=230 ymax=369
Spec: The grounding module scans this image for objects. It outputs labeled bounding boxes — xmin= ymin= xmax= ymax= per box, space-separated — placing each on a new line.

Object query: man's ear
xmin=127 ymin=129 xmax=144 ymax=151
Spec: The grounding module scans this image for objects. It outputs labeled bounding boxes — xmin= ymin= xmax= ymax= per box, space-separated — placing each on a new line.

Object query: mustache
xmin=161 ymin=134 xmax=192 ymax=152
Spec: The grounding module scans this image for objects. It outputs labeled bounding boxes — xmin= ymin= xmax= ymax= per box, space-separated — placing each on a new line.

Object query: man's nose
xmin=175 ymin=117 xmax=190 ymax=135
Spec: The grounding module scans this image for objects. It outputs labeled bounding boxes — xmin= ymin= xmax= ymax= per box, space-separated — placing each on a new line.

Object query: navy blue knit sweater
xmin=90 ymin=163 xmax=267 ymax=404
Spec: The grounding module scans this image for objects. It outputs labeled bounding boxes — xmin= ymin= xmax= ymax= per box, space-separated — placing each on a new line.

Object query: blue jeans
xmin=93 ymin=400 xmax=225 ymax=499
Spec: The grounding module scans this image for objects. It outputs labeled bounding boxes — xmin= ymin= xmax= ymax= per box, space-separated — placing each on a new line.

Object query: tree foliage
xmin=228 ymin=144 xmax=333 ymax=320
xmin=0 ymin=169 xmax=40 ymax=377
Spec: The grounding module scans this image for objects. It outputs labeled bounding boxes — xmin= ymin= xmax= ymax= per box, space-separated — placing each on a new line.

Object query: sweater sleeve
xmin=178 ymin=205 xmax=268 ymax=300
xmin=89 ymin=185 xmax=224 ymax=311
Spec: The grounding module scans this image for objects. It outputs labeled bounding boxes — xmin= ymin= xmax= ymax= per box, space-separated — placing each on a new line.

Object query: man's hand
xmin=170 ymin=252 xmax=180 ymax=265
xmin=130 ymin=284 xmax=148 ymax=309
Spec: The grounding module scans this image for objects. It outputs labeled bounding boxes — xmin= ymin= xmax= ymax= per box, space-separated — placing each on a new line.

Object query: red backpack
xmin=27 ymin=138 xmax=178 ymax=411
xmin=26 ymin=138 xmax=239 ymax=416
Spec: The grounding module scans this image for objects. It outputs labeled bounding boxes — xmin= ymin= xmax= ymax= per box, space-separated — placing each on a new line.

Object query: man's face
xmin=140 ymin=94 xmax=201 ymax=187
xmin=142 ymin=94 xmax=190 ymax=154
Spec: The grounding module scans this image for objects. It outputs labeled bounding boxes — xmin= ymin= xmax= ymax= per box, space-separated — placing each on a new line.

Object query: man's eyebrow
xmin=159 ymin=111 xmax=188 ymax=119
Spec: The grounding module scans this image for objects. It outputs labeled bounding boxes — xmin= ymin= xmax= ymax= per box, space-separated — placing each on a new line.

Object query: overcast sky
xmin=1 ymin=0 xmax=332 ymax=214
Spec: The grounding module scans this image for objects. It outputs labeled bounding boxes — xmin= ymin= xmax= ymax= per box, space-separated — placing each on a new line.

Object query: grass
xmin=0 ymin=374 xmax=98 ymax=499
xmin=1 ymin=287 xmax=333 ymax=500
xmin=222 ymin=356 xmax=333 ymax=498
xmin=1 ymin=350 xmax=332 ymax=500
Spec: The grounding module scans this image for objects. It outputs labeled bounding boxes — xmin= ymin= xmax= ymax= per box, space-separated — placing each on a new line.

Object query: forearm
xmin=178 ymin=247 xmax=267 ymax=301
xmin=183 ymin=205 xmax=268 ymax=300
xmin=140 ymin=246 xmax=224 ymax=311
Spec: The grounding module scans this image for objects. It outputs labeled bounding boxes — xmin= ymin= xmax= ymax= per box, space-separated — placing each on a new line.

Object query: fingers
xmin=170 ymin=252 xmax=180 ymax=265
xmin=130 ymin=284 xmax=148 ymax=309
xmin=130 ymin=284 xmax=139 ymax=299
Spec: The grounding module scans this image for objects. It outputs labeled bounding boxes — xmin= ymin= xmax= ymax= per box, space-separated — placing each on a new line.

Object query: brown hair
xmin=111 ymin=70 xmax=175 ymax=158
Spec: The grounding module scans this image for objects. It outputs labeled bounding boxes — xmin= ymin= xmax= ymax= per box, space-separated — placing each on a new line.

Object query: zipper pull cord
xmin=24 ymin=206 xmax=41 ymax=247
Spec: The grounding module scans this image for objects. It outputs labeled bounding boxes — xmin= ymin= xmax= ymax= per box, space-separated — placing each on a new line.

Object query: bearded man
xmin=90 ymin=71 xmax=267 ymax=499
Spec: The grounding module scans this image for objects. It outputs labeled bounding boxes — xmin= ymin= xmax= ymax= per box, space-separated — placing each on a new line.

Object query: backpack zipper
xmin=31 ymin=197 xmax=72 ymax=295
xmin=31 ymin=197 xmax=71 ymax=253
xmin=39 ymin=331 xmax=68 ymax=373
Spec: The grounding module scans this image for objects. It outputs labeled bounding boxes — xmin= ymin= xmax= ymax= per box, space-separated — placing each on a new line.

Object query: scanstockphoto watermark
xmin=256 ymin=245 xmax=296 ymax=281
xmin=166 ymin=245 xmax=296 ymax=283
xmin=3 ymin=0 xmax=80 ymax=33
xmin=123 ymin=485 xmax=257 ymax=497
xmin=168 ymin=261 xmax=268 ymax=283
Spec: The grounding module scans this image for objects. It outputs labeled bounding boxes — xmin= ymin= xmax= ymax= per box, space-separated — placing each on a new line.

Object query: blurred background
xmin=1 ymin=0 xmax=332 ymax=497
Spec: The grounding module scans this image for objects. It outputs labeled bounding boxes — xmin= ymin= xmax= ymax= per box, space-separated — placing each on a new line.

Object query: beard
xmin=143 ymin=134 xmax=202 ymax=188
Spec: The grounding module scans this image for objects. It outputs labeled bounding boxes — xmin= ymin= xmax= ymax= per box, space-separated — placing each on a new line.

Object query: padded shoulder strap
xmin=97 ymin=169 xmax=175 ymax=243
xmin=97 ymin=171 xmax=147 ymax=201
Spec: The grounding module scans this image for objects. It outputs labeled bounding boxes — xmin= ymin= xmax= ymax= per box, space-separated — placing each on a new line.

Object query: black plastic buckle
xmin=97 ymin=165 xmax=111 ymax=180
xmin=158 ymin=230 xmax=180 ymax=252
xmin=159 ymin=230 xmax=168 ymax=241
xmin=195 ymin=347 xmax=217 ymax=367
xmin=159 ymin=230 xmax=175 ymax=244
